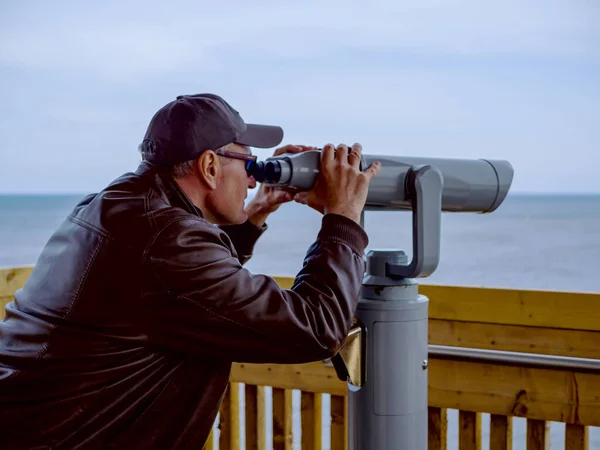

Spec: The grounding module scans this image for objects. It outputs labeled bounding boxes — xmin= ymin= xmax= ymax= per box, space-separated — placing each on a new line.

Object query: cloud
xmin=0 ymin=0 xmax=597 ymax=82
xmin=0 ymin=1 xmax=598 ymax=193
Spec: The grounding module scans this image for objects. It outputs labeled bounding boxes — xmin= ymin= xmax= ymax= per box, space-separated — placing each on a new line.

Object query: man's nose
xmin=248 ymin=176 xmax=257 ymax=189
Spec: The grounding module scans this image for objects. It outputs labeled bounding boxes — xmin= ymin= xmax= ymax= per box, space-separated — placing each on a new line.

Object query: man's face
xmin=209 ymin=143 xmax=257 ymax=225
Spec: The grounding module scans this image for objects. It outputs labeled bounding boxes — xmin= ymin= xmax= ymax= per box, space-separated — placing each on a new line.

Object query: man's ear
xmin=196 ymin=150 xmax=220 ymax=190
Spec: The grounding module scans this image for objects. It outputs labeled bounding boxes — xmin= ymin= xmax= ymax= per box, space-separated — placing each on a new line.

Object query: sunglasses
xmin=215 ymin=149 xmax=258 ymax=177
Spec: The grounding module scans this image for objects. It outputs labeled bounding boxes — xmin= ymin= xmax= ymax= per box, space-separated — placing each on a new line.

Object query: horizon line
xmin=1 ymin=191 xmax=600 ymax=197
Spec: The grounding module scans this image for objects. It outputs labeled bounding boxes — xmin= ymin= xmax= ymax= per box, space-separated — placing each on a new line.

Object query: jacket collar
xmin=134 ymin=161 xmax=204 ymax=218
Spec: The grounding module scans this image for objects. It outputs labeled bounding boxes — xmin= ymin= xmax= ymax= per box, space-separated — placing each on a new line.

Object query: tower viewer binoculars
xmin=248 ymin=149 xmax=514 ymax=279
xmin=248 ymin=149 xmax=513 ymax=214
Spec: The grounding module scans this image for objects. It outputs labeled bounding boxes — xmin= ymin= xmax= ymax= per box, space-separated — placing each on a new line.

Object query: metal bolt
xmin=422 ymin=359 xmax=428 ymax=370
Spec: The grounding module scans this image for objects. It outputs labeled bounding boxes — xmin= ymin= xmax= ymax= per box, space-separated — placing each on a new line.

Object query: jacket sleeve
xmin=217 ymin=220 xmax=267 ymax=265
xmin=143 ymin=213 xmax=368 ymax=364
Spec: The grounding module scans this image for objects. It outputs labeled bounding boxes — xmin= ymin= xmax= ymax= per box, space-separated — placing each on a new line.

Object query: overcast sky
xmin=1 ymin=0 xmax=598 ymax=194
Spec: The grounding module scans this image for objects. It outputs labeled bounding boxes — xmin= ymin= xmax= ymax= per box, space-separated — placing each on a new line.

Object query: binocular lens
xmin=247 ymin=161 xmax=265 ymax=182
xmin=264 ymin=161 xmax=282 ymax=183
xmin=247 ymin=161 xmax=282 ymax=183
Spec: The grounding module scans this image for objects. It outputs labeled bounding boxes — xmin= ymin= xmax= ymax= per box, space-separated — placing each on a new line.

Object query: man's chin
xmin=236 ymin=211 xmax=249 ymax=224
xmin=219 ymin=211 xmax=248 ymax=226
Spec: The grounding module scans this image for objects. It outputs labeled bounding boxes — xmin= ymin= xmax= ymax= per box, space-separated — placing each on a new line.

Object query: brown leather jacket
xmin=0 ymin=161 xmax=368 ymax=449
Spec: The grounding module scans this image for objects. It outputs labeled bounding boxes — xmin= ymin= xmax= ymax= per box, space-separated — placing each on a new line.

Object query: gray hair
xmin=138 ymin=140 xmax=232 ymax=179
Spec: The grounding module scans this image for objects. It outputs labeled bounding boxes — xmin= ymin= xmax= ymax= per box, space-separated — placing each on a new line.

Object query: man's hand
xmin=293 ymin=143 xmax=381 ymax=225
xmin=246 ymin=144 xmax=318 ymax=227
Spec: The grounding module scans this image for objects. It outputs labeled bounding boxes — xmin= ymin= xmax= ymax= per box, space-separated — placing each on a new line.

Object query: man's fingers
xmin=335 ymin=144 xmax=349 ymax=163
xmin=363 ymin=161 xmax=382 ymax=181
xmin=273 ymin=144 xmax=302 ymax=156
xmin=284 ymin=145 xmax=317 ymax=153
xmin=283 ymin=191 xmax=294 ymax=202
xmin=348 ymin=143 xmax=362 ymax=169
xmin=293 ymin=192 xmax=308 ymax=204
xmin=321 ymin=143 xmax=335 ymax=166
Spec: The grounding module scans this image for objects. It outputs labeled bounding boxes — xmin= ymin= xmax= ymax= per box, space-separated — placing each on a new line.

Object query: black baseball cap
xmin=142 ymin=93 xmax=284 ymax=165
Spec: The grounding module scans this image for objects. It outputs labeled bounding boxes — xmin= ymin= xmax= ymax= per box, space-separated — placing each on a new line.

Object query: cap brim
xmin=235 ymin=124 xmax=284 ymax=149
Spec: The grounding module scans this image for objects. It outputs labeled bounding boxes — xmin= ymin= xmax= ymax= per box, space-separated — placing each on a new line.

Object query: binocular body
xmin=249 ymin=150 xmax=514 ymax=214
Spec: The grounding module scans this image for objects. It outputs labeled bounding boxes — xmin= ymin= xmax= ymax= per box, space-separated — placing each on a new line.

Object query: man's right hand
xmin=294 ymin=143 xmax=381 ymax=225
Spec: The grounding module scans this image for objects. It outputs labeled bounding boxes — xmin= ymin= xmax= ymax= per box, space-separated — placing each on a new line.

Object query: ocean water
xmin=2 ymin=193 xmax=600 ymax=293
xmin=1 ymin=193 xmax=599 ymax=448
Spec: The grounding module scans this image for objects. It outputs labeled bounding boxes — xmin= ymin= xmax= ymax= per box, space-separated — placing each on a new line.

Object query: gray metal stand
xmin=348 ymin=250 xmax=429 ymax=450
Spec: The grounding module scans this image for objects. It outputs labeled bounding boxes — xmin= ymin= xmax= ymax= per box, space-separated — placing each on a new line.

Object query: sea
xmin=1 ymin=192 xmax=599 ymax=449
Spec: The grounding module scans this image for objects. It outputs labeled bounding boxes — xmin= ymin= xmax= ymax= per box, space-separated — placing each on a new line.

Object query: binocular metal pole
xmin=347 ymin=250 xmax=429 ymax=450
xmin=333 ymin=165 xmax=442 ymax=449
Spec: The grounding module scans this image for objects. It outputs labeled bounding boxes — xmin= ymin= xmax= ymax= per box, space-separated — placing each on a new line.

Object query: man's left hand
xmin=246 ymin=144 xmax=318 ymax=227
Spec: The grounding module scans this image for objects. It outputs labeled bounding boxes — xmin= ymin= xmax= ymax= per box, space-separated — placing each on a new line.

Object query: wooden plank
xmin=0 ymin=266 xmax=33 ymax=297
xmin=219 ymin=384 xmax=241 ymax=450
xmin=230 ymin=362 xmax=346 ymax=396
xmin=4 ymin=269 xmax=600 ymax=334
xmin=242 ymin=385 xmax=267 ymax=450
xmin=313 ymin=393 xmax=323 ymax=450
xmin=526 ymin=419 xmax=549 ymax=449
xmin=285 ymin=389 xmax=294 ymax=450
xmin=330 ymin=395 xmax=346 ymax=450
xmin=245 ymin=385 xmax=258 ymax=450
xmin=427 ymin=407 xmax=447 ymax=450
xmin=270 ymin=277 xmax=600 ymax=332
xmin=459 ymin=410 xmax=481 ymax=450
xmin=257 ymin=386 xmax=267 ymax=450
xmin=422 ymin=284 xmax=600 ymax=332
xmin=301 ymin=392 xmax=323 ymax=450
xmin=272 ymin=388 xmax=293 ymax=450
xmin=273 ymin=388 xmax=285 ymax=450
xmin=4 ymin=271 xmax=600 ymax=333
xmin=203 ymin=426 xmax=214 ymax=450
xmin=1 ymin=296 xmax=13 ymax=319
xmin=489 ymin=415 xmax=512 ymax=450
xmin=219 ymin=386 xmax=232 ymax=450
xmin=565 ymin=424 xmax=589 ymax=450
xmin=272 ymin=276 xmax=294 ymax=289
xmin=430 ymin=319 xmax=600 ymax=359
xmin=428 ymin=358 xmax=600 ymax=426
xmin=232 ymin=358 xmax=600 ymax=426
xmin=300 ymin=392 xmax=314 ymax=449
xmin=229 ymin=382 xmax=240 ymax=450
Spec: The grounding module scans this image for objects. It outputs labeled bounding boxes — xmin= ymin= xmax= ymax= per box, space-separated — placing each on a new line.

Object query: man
xmin=0 ymin=93 xmax=381 ymax=449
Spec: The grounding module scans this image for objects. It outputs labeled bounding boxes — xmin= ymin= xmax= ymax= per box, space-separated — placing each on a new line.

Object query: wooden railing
xmin=2 ymin=267 xmax=599 ymax=449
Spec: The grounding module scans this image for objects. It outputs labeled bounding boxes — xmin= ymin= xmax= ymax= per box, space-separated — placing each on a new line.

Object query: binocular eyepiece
xmin=248 ymin=160 xmax=284 ymax=185
xmin=248 ymin=150 xmax=326 ymax=191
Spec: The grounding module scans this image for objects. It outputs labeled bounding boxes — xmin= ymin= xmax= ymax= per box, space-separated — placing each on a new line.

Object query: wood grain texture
xmin=427 ymin=407 xmax=447 ymax=450
xmin=0 ymin=266 xmax=33 ymax=297
xmin=330 ymin=395 xmax=346 ymax=450
xmin=422 ymin=284 xmax=600 ymax=332
xmin=301 ymin=392 xmax=322 ymax=450
xmin=565 ymin=423 xmax=589 ymax=450
xmin=272 ymin=388 xmax=293 ymax=450
xmin=490 ymin=415 xmax=512 ymax=450
xmin=429 ymin=319 xmax=600 ymax=359
xmin=458 ymin=410 xmax=481 ymax=450
xmin=526 ymin=419 xmax=549 ymax=450
xmin=231 ymin=362 xmax=345 ymax=395
xmin=245 ymin=385 xmax=258 ymax=450
xmin=429 ymin=359 xmax=600 ymax=426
